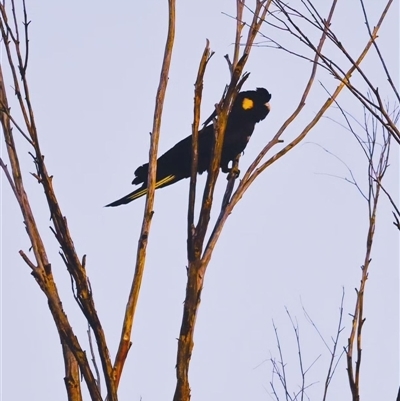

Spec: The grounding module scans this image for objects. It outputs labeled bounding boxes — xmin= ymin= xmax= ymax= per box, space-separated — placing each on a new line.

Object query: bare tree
xmin=266 ymin=96 xmax=394 ymax=399
xmin=249 ymin=0 xmax=398 ymax=397
xmin=2 ymin=0 xmax=397 ymax=400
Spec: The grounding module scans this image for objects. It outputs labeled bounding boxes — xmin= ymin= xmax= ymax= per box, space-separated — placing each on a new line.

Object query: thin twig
xmin=272 ymin=321 xmax=291 ymax=401
xmin=88 ymin=324 xmax=102 ymax=395
xmin=302 ymin=289 xmax=345 ymax=401
xmin=0 ymin=156 xmax=19 ymax=201
xmin=358 ymin=0 xmax=399 ymax=103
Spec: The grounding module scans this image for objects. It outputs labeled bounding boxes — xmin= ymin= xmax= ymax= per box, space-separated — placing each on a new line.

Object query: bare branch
xmin=345 ymin=106 xmax=391 ymax=401
xmin=188 ymin=40 xmax=213 ymax=262
xmin=87 ymin=324 xmax=102 ymax=395
xmin=62 ymin=342 xmax=83 ymax=401
xmin=113 ymin=0 xmax=176 ymax=389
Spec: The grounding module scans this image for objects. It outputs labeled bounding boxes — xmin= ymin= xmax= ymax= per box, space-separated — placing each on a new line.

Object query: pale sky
xmin=2 ymin=1 xmax=399 ymax=400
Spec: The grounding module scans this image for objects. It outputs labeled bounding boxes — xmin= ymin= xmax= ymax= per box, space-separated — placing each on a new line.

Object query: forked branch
xmin=175 ymin=2 xmax=273 ymax=400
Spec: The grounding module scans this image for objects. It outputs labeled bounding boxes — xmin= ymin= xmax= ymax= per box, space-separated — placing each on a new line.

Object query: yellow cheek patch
xmin=242 ymin=98 xmax=254 ymax=110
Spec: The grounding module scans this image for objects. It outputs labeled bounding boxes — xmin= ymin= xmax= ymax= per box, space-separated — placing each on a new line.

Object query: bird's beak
xmin=265 ymin=102 xmax=271 ymax=111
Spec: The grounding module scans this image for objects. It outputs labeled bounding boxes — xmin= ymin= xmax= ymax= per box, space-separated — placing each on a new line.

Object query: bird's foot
xmin=226 ymin=166 xmax=240 ymax=180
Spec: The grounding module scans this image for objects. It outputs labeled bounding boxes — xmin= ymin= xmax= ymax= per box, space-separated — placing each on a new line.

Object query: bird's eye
xmin=242 ymin=98 xmax=254 ymax=110
xmin=265 ymin=102 xmax=271 ymax=110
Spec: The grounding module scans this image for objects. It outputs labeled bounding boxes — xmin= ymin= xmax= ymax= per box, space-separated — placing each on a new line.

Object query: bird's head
xmin=232 ymin=87 xmax=272 ymax=123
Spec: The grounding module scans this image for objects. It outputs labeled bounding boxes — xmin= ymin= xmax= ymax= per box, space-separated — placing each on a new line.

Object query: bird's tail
xmin=105 ymin=174 xmax=177 ymax=207
xmin=105 ymin=186 xmax=149 ymax=207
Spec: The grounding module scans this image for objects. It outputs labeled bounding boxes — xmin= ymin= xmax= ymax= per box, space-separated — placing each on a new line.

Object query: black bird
xmin=106 ymin=87 xmax=271 ymax=207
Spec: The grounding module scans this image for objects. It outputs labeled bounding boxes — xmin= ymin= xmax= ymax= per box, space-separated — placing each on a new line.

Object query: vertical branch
xmin=346 ymin=198 xmax=376 ymax=401
xmin=188 ymin=41 xmax=213 ymax=262
xmin=232 ymin=0 xmax=245 ymax=69
xmin=221 ymin=0 xmax=247 ymax=209
xmin=62 ymin=342 xmax=83 ymax=401
xmin=194 ymin=61 xmax=249 ymax=249
xmin=174 ymin=61 xmax=249 ymax=401
xmin=345 ymin=110 xmax=391 ymax=401
xmin=113 ymin=0 xmax=176 ymax=388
